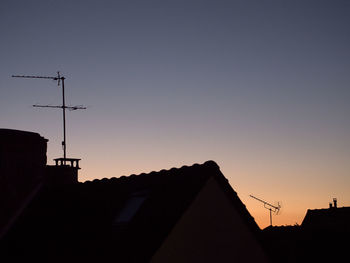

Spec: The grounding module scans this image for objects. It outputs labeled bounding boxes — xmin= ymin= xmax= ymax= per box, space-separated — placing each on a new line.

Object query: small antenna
xmin=249 ymin=195 xmax=281 ymax=226
xmin=12 ymin=72 xmax=86 ymax=163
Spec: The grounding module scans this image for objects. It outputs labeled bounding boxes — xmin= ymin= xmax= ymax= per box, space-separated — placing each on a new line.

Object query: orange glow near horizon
xmin=69 ymin=154 xmax=350 ymax=229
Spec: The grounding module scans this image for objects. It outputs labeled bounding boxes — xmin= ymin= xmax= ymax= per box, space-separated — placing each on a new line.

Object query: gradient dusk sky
xmin=1 ymin=0 xmax=349 ymax=228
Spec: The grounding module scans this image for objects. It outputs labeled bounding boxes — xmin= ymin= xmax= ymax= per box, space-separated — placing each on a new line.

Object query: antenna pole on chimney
xmin=12 ymin=72 xmax=86 ymax=163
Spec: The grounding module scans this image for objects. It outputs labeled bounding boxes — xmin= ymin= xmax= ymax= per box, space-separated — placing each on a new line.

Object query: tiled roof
xmin=1 ymin=160 xmax=261 ymax=262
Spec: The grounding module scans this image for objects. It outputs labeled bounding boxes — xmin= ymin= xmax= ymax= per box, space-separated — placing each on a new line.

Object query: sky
xmin=1 ymin=0 xmax=349 ymax=228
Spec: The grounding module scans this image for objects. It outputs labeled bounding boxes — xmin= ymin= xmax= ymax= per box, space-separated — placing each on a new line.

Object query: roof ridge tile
xmin=82 ymin=160 xmax=219 ymax=184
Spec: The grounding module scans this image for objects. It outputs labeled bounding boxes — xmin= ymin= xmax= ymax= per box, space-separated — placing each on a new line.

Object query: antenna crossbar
xmin=33 ymin=105 xmax=87 ymax=110
xmin=12 ymin=75 xmax=59 ymax=80
xmin=249 ymin=195 xmax=280 ymax=211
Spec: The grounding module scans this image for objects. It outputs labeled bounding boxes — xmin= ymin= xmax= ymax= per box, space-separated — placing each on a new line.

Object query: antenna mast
xmin=12 ymin=72 xmax=86 ymax=163
xmin=249 ymin=195 xmax=281 ymax=226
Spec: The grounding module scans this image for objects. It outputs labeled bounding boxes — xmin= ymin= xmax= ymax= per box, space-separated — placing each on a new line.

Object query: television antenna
xmin=249 ymin=195 xmax=281 ymax=226
xmin=12 ymin=72 xmax=86 ymax=163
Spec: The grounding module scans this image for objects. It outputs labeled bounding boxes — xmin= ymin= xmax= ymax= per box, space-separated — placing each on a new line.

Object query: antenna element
xmin=12 ymin=72 xmax=86 ymax=163
xmin=250 ymin=195 xmax=281 ymax=226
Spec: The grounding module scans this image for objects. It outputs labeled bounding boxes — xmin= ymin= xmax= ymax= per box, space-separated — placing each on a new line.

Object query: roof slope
xmin=1 ymin=160 xmax=260 ymax=262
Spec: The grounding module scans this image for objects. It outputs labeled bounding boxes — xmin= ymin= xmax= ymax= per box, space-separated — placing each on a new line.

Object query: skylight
xmin=114 ymin=195 xmax=147 ymax=224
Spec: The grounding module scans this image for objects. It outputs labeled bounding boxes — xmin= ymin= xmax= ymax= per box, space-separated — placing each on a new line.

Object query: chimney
xmin=333 ymin=198 xmax=337 ymax=208
xmin=329 ymin=202 xmax=333 ymax=208
xmin=45 ymin=158 xmax=81 ymax=185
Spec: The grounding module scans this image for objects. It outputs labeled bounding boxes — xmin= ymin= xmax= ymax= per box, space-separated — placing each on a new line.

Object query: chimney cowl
xmin=333 ymin=198 xmax=337 ymax=208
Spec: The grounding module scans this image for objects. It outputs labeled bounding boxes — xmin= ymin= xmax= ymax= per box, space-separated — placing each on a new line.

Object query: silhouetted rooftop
xmin=0 ymin=128 xmax=47 ymax=142
xmin=1 ymin=160 xmax=261 ymax=262
xmin=302 ymin=206 xmax=350 ymax=231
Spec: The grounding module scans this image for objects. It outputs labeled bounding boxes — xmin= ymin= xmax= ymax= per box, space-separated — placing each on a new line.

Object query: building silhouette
xmin=0 ymin=129 xmax=268 ymax=263
xmin=263 ymin=199 xmax=350 ymax=263
xmin=2 ymin=128 xmax=349 ymax=262
xmin=0 ymin=129 xmax=80 ymax=239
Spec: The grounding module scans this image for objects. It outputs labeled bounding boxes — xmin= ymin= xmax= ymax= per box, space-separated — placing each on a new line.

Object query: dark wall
xmin=0 ymin=129 xmax=48 ymax=237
